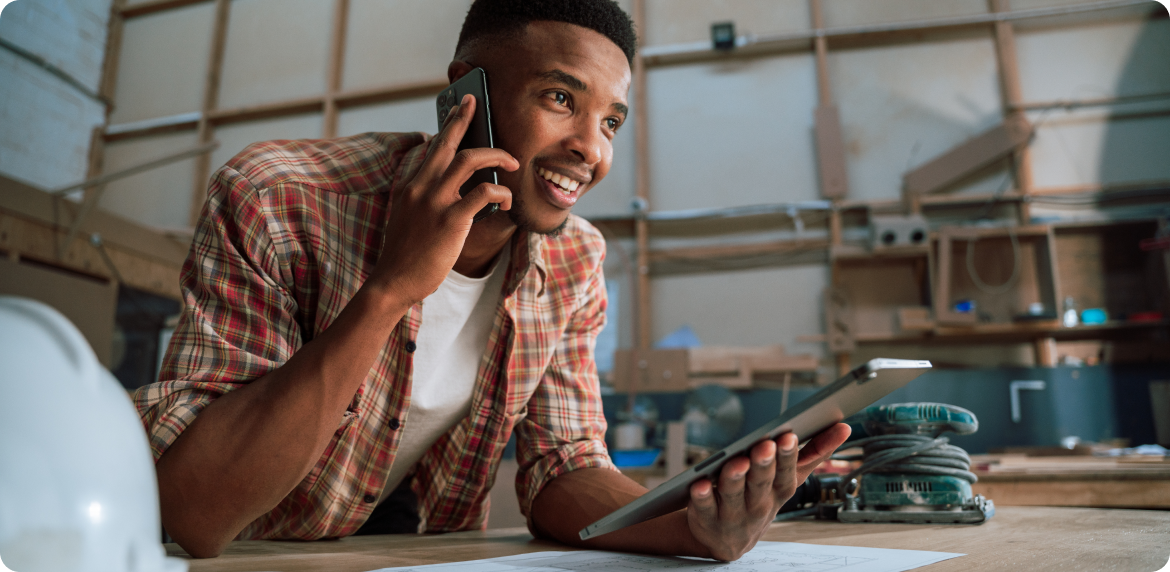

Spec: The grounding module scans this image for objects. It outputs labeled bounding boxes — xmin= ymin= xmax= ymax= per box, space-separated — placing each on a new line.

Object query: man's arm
xmin=156 ymin=95 xmax=518 ymax=558
xmin=529 ymin=424 xmax=851 ymax=561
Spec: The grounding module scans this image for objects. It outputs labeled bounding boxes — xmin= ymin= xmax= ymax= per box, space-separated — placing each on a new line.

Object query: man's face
xmin=465 ymin=21 xmax=631 ymax=235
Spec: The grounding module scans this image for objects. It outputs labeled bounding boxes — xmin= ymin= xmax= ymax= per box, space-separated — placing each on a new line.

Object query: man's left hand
xmin=686 ymin=423 xmax=852 ymax=561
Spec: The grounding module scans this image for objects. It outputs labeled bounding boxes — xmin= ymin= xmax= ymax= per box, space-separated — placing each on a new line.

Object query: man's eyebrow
xmin=612 ymin=102 xmax=629 ymax=117
xmin=538 ymin=69 xmax=587 ymax=92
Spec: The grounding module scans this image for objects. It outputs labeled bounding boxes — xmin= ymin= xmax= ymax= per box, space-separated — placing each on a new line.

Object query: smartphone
xmin=436 ymin=67 xmax=499 ymax=222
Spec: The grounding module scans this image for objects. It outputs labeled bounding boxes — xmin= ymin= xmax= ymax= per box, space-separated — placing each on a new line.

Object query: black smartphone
xmin=436 ymin=67 xmax=498 ymax=222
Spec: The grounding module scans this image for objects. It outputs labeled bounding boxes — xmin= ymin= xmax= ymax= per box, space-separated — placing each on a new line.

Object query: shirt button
xmin=404 ymin=340 xmax=417 ymax=353
xmin=363 ymin=494 xmax=376 ymax=503
xmin=388 ymin=418 xmax=400 ymax=430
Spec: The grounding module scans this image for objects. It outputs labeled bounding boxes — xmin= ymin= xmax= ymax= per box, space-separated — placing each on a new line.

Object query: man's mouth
xmin=537 ymin=167 xmax=582 ymax=194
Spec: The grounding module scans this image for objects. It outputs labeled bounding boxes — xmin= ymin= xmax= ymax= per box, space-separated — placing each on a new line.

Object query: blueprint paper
xmin=366 ymin=541 xmax=964 ymax=572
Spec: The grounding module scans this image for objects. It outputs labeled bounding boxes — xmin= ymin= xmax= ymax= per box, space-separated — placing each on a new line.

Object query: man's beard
xmin=507 ymin=191 xmax=568 ymax=237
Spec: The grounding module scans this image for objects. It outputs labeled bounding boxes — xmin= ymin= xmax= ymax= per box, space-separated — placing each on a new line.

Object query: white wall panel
xmin=218 ymin=0 xmax=331 ymax=109
xmin=646 ymin=54 xmax=819 ymax=212
xmin=109 ymin=3 xmax=213 ymax=124
xmin=0 ymin=51 xmax=106 ymax=190
xmin=830 ymin=34 xmax=1004 ymax=202
xmin=337 ymin=97 xmax=435 ymax=137
xmin=0 ymin=0 xmax=109 ymax=90
xmin=99 ymin=131 xmax=199 ymax=230
xmin=644 ymin=0 xmax=808 ymax=45
xmin=343 ymin=0 xmax=470 ymax=91
xmin=822 ymin=0 xmax=986 ymax=29
xmin=652 ymin=265 xmax=828 ymax=356
xmin=209 ymin=113 xmax=323 ymax=175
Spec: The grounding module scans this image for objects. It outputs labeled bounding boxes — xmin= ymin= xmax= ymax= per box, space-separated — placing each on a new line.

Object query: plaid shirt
xmin=133 ymin=132 xmax=616 ymax=540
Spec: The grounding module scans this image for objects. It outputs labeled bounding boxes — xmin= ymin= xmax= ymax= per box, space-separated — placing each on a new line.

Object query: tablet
xmin=578 ymin=357 xmax=932 ymax=540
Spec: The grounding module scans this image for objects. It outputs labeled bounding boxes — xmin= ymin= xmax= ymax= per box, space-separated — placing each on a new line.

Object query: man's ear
xmin=448 ymin=60 xmax=474 ymax=84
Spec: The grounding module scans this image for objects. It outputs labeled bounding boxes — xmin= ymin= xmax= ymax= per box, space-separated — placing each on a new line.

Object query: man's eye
xmin=606 ymin=118 xmax=621 ymax=130
xmin=552 ymin=92 xmax=568 ymax=106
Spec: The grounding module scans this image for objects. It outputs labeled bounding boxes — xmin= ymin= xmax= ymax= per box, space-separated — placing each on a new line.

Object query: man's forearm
xmin=156 ymin=284 xmax=412 ymax=558
xmin=529 ymin=468 xmax=714 ymax=559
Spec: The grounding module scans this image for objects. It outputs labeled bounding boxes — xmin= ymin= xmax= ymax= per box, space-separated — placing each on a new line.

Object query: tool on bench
xmin=778 ymin=402 xmax=994 ymax=525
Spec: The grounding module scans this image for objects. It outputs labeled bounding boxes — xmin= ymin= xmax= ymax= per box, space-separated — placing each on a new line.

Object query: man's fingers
xmin=745 ymin=440 xmax=776 ymax=516
xmin=438 ymin=147 xmax=519 ymax=197
xmin=450 ymin=182 xmax=512 ymax=221
xmin=689 ymin=479 xmax=718 ymax=524
xmin=771 ymin=433 xmax=799 ymax=501
xmin=716 ymin=456 xmax=750 ymax=521
xmin=417 ymin=94 xmax=478 ymax=183
xmin=797 ymin=423 xmax=851 ymax=467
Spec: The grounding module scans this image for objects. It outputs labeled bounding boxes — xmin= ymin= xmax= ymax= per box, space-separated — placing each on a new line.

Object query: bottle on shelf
xmin=1062 ymin=297 xmax=1079 ymax=328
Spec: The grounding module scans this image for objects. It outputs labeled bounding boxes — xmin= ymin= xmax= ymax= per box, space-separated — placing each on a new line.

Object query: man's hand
xmin=686 ymin=423 xmax=852 ymax=561
xmin=369 ymin=93 xmax=519 ymax=304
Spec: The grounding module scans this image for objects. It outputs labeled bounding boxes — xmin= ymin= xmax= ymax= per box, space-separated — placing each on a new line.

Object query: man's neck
xmin=453 ymin=214 xmax=518 ymax=278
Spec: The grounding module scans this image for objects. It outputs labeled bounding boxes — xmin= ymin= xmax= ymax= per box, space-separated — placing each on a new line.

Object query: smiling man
xmin=133 ymin=0 xmax=850 ymax=561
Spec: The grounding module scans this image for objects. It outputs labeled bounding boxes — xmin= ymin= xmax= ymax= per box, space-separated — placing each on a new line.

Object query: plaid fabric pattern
xmin=133 ymin=132 xmax=616 ymax=540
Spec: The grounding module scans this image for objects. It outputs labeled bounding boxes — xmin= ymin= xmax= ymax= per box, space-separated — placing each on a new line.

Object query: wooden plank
xmin=167 ymin=508 xmax=1170 ymax=572
xmin=0 ymin=175 xmax=188 ymax=267
xmin=632 ymin=0 xmax=651 ymax=355
xmin=973 ymin=479 xmax=1170 ymax=509
xmin=206 ymin=96 xmax=325 ymax=125
xmin=648 ymin=238 xmax=829 ymax=263
xmin=333 ymin=78 xmax=449 ymax=108
xmin=99 ymin=0 xmax=127 ymax=106
xmin=814 ymin=105 xmax=850 ymax=200
xmin=322 ymin=0 xmax=350 ymax=138
xmin=0 ymin=213 xmax=182 ymax=300
xmin=190 ymin=0 xmax=230 ymax=228
xmin=903 ymin=115 xmax=1032 ymax=196
xmin=121 ymin=0 xmax=213 ymax=19
xmin=989 ymin=0 xmax=1035 ymax=224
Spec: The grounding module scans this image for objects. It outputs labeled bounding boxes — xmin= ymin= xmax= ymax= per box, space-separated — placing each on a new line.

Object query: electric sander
xmin=778 ymin=402 xmax=994 ymax=525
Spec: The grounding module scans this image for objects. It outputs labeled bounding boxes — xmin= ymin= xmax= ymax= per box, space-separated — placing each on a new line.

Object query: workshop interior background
xmin=2 ymin=0 xmax=1169 ymax=527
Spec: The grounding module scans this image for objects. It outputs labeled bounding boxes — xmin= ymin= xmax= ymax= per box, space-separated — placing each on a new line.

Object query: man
xmin=134 ymin=0 xmax=851 ymax=561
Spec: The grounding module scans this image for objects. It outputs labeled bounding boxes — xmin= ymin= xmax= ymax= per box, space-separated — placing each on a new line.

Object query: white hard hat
xmin=0 ymin=296 xmax=186 ymax=572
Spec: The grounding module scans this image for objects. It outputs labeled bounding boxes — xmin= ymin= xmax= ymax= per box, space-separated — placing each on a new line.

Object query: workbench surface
xmin=166 ymin=506 xmax=1170 ymax=572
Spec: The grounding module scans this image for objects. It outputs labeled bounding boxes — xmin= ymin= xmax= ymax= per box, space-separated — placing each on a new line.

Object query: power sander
xmin=777 ymin=402 xmax=995 ymax=525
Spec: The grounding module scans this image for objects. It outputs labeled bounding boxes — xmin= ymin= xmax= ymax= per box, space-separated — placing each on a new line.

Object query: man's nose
xmin=564 ymin=116 xmax=605 ymax=166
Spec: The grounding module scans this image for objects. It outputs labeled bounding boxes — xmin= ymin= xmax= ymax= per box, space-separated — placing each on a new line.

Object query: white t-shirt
xmin=379 ymin=245 xmax=510 ymax=501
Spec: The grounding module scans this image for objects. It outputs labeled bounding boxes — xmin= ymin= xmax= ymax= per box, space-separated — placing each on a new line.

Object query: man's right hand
xmin=369 ymin=93 xmax=519 ymax=304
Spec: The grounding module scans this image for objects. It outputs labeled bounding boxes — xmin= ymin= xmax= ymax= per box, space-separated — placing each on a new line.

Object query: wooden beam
xmin=121 ymin=0 xmax=213 ymax=19
xmin=190 ymin=0 xmax=230 ymax=228
xmin=99 ymin=0 xmax=127 ymax=109
xmin=323 ymin=0 xmax=350 ymax=138
xmin=640 ymin=0 xmax=1150 ymax=68
xmin=632 ymin=0 xmax=651 ymax=354
xmin=989 ymin=0 xmax=1035 ymax=225
xmin=903 ymin=115 xmax=1032 ymax=196
xmin=649 ymin=238 xmax=829 ymax=263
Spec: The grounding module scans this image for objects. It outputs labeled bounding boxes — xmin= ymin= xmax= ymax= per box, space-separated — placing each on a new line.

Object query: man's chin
xmin=507 ymin=207 xmax=568 ymax=236
xmin=506 ymin=194 xmax=570 ymax=236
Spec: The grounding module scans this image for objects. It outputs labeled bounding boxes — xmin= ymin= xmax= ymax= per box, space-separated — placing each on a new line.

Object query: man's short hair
xmin=456 ymin=0 xmax=637 ymax=66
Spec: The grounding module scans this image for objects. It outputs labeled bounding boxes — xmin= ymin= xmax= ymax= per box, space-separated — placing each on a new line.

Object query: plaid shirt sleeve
xmin=133 ymin=163 xmax=301 ymax=461
xmin=513 ymin=226 xmax=618 ymax=520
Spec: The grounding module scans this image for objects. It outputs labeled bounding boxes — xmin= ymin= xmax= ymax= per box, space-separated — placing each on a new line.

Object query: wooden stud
xmin=189 ymin=0 xmax=230 ymax=228
xmin=323 ymin=0 xmax=350 ymax=138
xmin=903 ymin=115 xmax=1032 ymax=196
xmin=99 ymin=0 xmax=127 ymax=110
xmin=989 ymin=0 xmax=1034 ymax=225
xmin=632 ymin=0 xmax=651 ymax=355
xmin=1034 ymin=336 xmax=1057 ymax=367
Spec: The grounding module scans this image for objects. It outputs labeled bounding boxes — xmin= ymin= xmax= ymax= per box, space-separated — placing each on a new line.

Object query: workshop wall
xmin=0 ymin=0 xmax=112 ymax=190
xmin=8 ymin=0 xmax=1168 ymax=368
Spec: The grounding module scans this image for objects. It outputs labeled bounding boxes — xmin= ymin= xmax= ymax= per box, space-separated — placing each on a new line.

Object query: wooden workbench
xmin=167 ymin=507 xmax=1170 ymax=572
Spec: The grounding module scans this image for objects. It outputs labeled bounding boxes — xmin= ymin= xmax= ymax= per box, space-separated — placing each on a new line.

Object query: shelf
xmin=843 ymin=320 xmax=1170 ymax=345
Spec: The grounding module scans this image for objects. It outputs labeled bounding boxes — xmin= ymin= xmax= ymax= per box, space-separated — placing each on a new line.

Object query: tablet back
xmin=579 ymin=358 xmax=931 ymax=540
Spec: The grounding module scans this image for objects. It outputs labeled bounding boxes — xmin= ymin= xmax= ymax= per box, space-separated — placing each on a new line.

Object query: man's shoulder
xmin=223 ymin=132 xmax=429 ymax=195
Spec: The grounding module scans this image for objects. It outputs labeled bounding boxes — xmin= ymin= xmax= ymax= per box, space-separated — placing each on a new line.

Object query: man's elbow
xmin=165 ymin=519 xmax=234 ymax=559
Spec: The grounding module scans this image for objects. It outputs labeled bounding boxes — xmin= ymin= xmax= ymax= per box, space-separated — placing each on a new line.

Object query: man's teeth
xmin=538 ymin=167 xmax=580 ymax=193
